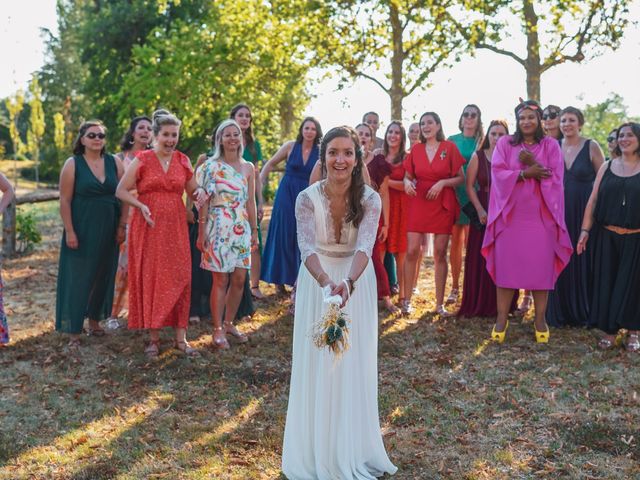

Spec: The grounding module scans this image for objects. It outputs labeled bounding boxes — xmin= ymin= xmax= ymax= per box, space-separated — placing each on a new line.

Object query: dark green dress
xmin=55 ymin=154 xmax=120 ymax=334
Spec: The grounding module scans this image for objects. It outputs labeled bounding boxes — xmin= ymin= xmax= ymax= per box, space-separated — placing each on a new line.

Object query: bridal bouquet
xmin=312 ymin=286 xmax=350 ymax=358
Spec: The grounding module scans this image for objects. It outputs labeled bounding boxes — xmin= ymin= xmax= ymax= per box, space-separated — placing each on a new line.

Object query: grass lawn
xmin=0 ymin=202 xmax=638 ymax=479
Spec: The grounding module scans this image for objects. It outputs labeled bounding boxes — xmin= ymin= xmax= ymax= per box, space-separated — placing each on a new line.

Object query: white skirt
xmin=282 ymin=254 xmax=397 ymax=479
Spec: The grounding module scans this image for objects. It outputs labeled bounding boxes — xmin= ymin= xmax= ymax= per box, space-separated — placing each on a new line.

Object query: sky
xmin=2 ymin=1 xmax=639 ymax=136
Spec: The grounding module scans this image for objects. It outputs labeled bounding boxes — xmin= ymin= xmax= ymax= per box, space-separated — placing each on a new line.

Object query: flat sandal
xmin=624 ymin=334 xmax=640 ymax=352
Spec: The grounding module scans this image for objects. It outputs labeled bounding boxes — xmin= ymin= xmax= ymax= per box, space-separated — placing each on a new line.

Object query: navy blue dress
xmin=261 ymin=143 xmax=318 ymax=286
xmin=546 ymin=140 xmax=596 ymax=327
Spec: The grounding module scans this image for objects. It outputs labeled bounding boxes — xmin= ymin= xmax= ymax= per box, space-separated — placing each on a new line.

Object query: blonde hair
xmin=151 ymin=108 xmax=181 ymax=135
xmin=210 ymin=119 xmax=244 ymax=161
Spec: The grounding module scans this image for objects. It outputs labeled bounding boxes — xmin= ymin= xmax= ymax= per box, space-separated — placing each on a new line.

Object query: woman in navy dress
xmin=546 ymin=107 xmax=604 ymax=327
xmin=260 ymin=117 xmax=322 ymax=293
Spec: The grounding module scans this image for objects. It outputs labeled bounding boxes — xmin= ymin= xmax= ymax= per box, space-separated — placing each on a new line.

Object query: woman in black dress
xmin=546 ymin=107 xmax=604 ymax=327
xmin=577 ymin=122 xmax=640 ymax=351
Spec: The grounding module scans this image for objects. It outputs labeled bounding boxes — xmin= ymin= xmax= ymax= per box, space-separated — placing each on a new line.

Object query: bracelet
xmin=581 ymin=228 xmax=590 ymax=234
xmin=519 ymin=170 xmax=525 ymax=181
xmin=317 ymin=273 xmax=328 ymax=286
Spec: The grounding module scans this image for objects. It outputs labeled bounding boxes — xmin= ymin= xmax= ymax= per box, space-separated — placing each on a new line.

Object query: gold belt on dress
xmin=604 ymin=225 xmax=640 ymax=235
xmin=315 ymin=247 xmax=355 ymax=258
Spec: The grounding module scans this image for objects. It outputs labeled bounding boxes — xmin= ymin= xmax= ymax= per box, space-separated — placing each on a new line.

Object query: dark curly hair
xmin=320 ymin=126 xmax=366 ymax=228
xmin=510 ymin=100 xmax=545 ymax=146
xmin=119 ymin=116 xmax=152 ymax=151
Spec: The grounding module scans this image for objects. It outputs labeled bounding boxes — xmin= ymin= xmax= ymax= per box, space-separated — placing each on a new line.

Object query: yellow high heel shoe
xmin=534 ymin=324 xmax=550 ymax=343
xmin=491 ymin=320 xmax=509 ymax=343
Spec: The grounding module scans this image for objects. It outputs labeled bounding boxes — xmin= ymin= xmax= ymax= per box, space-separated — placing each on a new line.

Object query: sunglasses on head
xmin=462 ymin=112 xmax=478 ymax=119
xmin=542 ymin=112 xmax=559 ymax=121
xmin=85 ymin=132 xmax=106 ymax=140
xmin=607 ymin=136 xmax=617 ymax=143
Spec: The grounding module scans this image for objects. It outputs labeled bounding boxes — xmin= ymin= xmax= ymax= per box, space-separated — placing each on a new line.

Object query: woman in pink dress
xmin=482 ymin=100 xmax=572 ymax=344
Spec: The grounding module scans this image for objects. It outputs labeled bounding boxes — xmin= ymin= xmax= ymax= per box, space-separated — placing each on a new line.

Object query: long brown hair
xmin=383 ymin=120 xmax=406 ymax=164
xmin=320 ymin=126 xmax=366 ymax=228
xmin=480 ymin=119 xmax=510 ymax=150
xmin=418 ymin=112 xmax=445 ymax=142
xmin=229 ymin=103 xmax=257 ymax=162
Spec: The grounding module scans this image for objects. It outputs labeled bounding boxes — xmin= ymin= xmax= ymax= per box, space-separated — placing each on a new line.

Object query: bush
xmin=16 ymin=210 xmax=42 ymax=253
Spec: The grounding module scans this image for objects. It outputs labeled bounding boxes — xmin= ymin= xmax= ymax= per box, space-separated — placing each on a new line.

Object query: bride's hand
xmin=330 ymin=282 xmax=350 ymax=308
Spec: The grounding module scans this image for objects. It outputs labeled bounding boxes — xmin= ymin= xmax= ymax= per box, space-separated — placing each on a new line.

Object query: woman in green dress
xmin=447 ymin=104 xmax=483 ymax=305
xmin=230 ymin=103 xmax=265 ymax=301
xmin=56 ymin=121 xmax=127 ymax=348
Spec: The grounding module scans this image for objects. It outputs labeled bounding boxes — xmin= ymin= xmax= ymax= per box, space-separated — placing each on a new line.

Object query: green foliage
xmin=318 ymin=0 xmax=477 ymax=117
xmin=464 ymin=0 xmax=634 ymax=100
xmin=580 ymin=93 xmax=640 ymax=154
xmin=36 ymin=0 xmax=316 ymax=174
xmin=16 ymin=209 xmax=43 ymax=253
xmin=27 ymin=75 xmax=46 ymax=185
xmin=5 ymin=90 xmax=26 ymax=158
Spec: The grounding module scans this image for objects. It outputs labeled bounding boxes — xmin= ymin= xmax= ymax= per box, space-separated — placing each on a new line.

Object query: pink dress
xmin=481 ymin=136 xmax=572 ymax=290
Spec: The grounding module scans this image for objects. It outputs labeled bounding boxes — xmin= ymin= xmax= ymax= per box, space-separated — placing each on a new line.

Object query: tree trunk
xmin=2 ymin=201 xmax=16 ymax=256
xmin=523 ymin=0 xmax=541 ymax=102
xmin=389 ymin=2 xmax=405 ymax=120
xmin=279 ymin=96 xmax=296 ymax=142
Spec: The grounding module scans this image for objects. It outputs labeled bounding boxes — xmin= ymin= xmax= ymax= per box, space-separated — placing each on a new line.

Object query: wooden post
xmin=2 ymin=200 xmax=16 ymax=256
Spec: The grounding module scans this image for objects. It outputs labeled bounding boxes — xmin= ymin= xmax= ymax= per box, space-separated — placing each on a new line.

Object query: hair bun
xmin=152 ymin=108 xmax=172 ymax=122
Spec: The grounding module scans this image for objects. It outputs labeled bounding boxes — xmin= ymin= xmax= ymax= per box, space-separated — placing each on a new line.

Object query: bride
xmin=282 ymin=126 xmax=397 ymax=479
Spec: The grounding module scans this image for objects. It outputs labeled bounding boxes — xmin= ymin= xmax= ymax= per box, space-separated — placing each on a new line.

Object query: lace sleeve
xmin=355 ymin=189 xmax=381 ymax=257
xmin=295 ymin=190 xmax=317 ymax=263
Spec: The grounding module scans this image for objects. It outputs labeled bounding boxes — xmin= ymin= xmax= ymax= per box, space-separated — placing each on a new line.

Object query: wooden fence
xmin=2 ymin=191 xmax=59 ymax=255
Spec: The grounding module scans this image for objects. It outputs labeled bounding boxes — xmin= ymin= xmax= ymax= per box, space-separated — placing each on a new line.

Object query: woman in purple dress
xmin=481 ymin=100 xmax=572 ymax=343
xmin=458 ymin=120 xmax=509 ymax=318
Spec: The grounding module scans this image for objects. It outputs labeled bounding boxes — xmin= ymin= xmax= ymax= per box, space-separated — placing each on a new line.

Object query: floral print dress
xmin=196 ymin=158 xmax=251 ymax=272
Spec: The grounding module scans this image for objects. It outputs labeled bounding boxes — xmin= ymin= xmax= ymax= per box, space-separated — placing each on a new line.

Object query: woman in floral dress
xmin=197 ymin=119 xmax=258 ymax=350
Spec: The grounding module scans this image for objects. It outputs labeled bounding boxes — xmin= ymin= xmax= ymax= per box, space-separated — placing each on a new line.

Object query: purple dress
xmin=481 ymin=136 xmax=572 ymax=290
xmin=459 ymin=150 xmax=500 ymax=317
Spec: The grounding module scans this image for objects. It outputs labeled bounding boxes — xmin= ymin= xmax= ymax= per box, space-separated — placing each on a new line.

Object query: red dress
xmin=128 ymin=150 xmax=193 ymax=329
xmin=367 ymin=154 xmax=392 ymax=298
xmin=386 ymin=162 xmax=408 ymax=253
xmin=403 ymin=141 xmax=464 ymax=234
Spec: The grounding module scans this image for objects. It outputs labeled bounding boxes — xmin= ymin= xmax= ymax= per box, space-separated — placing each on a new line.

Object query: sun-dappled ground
xmin=0 ymin=201 xmax=639 ymax=479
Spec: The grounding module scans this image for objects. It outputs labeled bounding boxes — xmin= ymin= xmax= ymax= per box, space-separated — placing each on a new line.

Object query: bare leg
xmin=531 ymin=290 xmax=549 ymax=331
xmin=224 ymin=269 xmax=247 ymax=325
xmin=395 ymin=252 xmax=407 ymax=301
xmin=403 ymin=233 xmax=424 ymax=306
xmin=211 ymin=272 xmax=230 ymax=347
xmin=449 ymin=224 xmax=465 ymax=292
xmin=433 ymin=234 xmax=450 ymax=309
xmin=495 ymin=287 xmax=515 ymax=332
xmin=413 ymin=244 xmax=425 ymax=292
xmin=250 ymin=250 xmax=264 ymax=298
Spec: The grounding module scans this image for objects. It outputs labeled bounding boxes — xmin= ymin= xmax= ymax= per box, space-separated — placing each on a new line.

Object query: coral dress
xmin=367 ymin=154 xmax=392 ymax=299
xmin=403 ymin=141 xmax=465 ymax=234
xmin=128 ymin=150 xmax=193 ymax=330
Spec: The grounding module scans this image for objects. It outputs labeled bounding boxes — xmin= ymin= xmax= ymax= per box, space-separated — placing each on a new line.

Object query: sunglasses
xmin=607 ymin=136 xmax=617 ymax=143
xmin=542 ymin=112 xmax=559 ymax=121
xmin=85 ymin=132 xmax=106 ymax=140
xmin=462 ymin=112 xmax=478 ymax=119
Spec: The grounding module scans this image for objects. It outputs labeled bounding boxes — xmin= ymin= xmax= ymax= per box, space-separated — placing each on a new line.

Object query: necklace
xmin=620 ymin=157 xmax=640 ymax=206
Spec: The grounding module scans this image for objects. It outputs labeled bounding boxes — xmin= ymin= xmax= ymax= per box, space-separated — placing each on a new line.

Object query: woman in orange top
xmin=402 ymin=112 xmax=464 ymax=316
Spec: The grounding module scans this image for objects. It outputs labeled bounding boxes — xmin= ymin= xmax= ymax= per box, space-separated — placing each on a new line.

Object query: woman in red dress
xmin=402 ymin=112 xmax=465 ymax=316
xmin=116 ymin=110 xmax=205 ymax=358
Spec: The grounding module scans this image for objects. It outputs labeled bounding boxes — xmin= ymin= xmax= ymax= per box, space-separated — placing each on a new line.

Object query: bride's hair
xmin=320 ymin=126 xmax=366 ymax=228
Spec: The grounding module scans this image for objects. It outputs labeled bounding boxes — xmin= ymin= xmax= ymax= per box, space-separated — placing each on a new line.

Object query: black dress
xmin=546 ymin=140 xmax=596 ymax=327
xmin=588 ymin=162 xmax=640 ymax=334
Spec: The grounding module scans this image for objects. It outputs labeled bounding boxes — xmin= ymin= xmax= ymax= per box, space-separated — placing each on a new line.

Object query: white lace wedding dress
xmin=282 ymin=181 xmax=397 ymax=479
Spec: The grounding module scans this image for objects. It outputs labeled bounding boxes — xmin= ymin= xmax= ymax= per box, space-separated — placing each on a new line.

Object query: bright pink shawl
xmin=481 ymin=135 xmax=573 ymax=285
